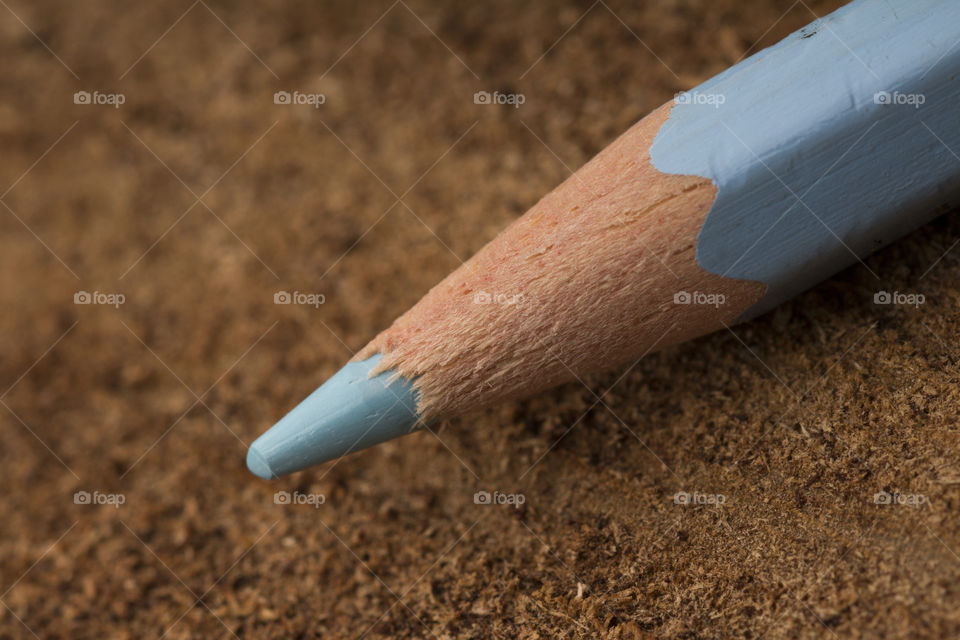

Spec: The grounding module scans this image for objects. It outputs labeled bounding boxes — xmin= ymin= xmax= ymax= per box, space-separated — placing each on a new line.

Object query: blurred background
xmin=3 ymin=0 xmax=960 ymax=637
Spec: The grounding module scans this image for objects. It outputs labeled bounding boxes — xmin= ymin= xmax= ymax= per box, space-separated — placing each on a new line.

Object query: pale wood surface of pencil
xmin=357 ymin=104 xmax=766 ymax=420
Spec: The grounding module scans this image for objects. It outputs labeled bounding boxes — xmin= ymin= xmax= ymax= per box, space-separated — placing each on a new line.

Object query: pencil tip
xmin=246 ymin=444 xmax=275 ymax=480
xmin=246 ymin=354 xmax=420 ymax=479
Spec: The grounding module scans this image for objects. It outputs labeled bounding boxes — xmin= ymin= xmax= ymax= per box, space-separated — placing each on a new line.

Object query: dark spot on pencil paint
xmin=800 ymin=26 xmax=819 ymax=39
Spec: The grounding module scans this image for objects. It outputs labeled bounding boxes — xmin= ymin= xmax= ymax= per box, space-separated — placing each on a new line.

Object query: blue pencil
xmin=248 ymin=0 xmax=960 ymax=479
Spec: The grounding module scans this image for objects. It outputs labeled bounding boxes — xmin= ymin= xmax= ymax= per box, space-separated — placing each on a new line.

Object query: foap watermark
xmin=473 ymin=490 xmax=525 ymax=508
xmin=473 ymin=290 xmax=525 ymax=305
xmin=874 ymin=290 xmax=924 ymax=308
xmin=473 ymin=90 xmax=525 ymax=108
xmin=674 ymin=290 xmax=725 ymax=308
xmin=274 ymin=490 xmax=326 ymax=508
xmin=674 ymin=90 xmax=725 ymax=108
xmin=74 ymin=90 xmax=125 ymax=108
xmin=274 ymin=291 xmax=325 ymax=308
xmin=74 ymin=291 xmax=125 ymax=308
xmin=874 ymin=90 xmax=925 ymax=108
xmin=274 ymin=90 xmax=326 ymax=109
xmin=74 ymin=490 xmax=126 ymax=508
xmin=673 ymin=491 xmax=726 ymax=506
xmin=873 ymin=490 xmax=927 ymax=508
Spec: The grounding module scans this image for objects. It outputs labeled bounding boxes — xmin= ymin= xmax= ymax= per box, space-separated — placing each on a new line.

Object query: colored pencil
xmin=247 ymin=0 xmax=960 ymax=479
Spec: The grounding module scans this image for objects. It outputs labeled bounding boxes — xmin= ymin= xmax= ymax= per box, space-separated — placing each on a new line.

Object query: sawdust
xmin=3 ymin=1 xmax=959 ymax=638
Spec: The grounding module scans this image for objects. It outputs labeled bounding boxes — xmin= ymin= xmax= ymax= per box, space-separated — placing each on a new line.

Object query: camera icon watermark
xmin=673 ymin=490 xmax=726 ymax=506
xmin=873 ymin=490 xmax=927 ymax=507
xmin=274 ymin=291 xmax=325 ymax=308
xmin=873 ymin=290 xmax=924 ymax=307
xmin=74 ymin=291 xmax=125 ymax=308
xmin=274 ymin=490 xmax=325 ymax=508
xmin=673 ymin=290 xmax=725 ymax=308
xmin=473 ymin=290 xmax=524 ymax=305
xmin=873 ymin=90 xmax=925 ymax=108
xmin=674 ymin=91 xmax=725 ymax=108
xmin=274 ymin=90 xmax=326 ymax=109
xmin=473 ymin=489 xmax=525 ymax=508
xmin=473 ymin=90 xmax=525 ymax=108
xmin=74 ymin=490 xmax=126 ymax=508
xmin=73 ymin=90 xmax=125 ymax=109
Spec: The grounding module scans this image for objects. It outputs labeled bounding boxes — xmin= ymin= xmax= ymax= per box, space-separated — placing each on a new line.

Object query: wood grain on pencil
xmin=357 ymin=103 xmax=766 ymax=420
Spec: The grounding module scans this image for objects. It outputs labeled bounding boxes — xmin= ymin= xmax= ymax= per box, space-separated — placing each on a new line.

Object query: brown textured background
xmin=2 ymin=1 xmax=959 ymax=638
